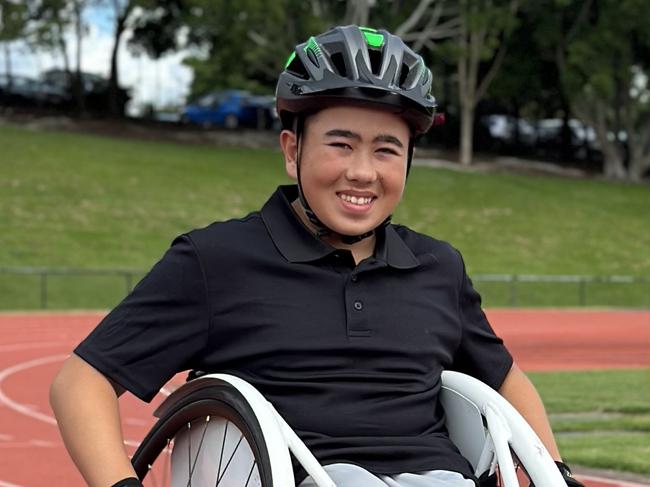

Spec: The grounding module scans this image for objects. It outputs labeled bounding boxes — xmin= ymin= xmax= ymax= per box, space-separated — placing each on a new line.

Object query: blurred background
xmin=1 ymin=0 xmax=649 ymax=178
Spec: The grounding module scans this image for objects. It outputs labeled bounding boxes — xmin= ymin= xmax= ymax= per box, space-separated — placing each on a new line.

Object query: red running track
xmin=0 ymin=310 xmax=648 ymax=487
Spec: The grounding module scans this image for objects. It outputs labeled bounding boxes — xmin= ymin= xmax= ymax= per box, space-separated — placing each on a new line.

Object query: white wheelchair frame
xmin=133 ymin=371 xmax=565 ymax=486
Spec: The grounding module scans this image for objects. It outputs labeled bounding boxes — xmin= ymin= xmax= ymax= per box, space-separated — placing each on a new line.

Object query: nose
xmin=345 ymin=151 xmax=377 ymax=183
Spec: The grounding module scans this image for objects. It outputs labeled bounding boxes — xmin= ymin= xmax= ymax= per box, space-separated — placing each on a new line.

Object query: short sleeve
xmin=75 ymin=235 xmax=209 ymax=402
xmin=451 ymin=254 xmax=513 ymax=390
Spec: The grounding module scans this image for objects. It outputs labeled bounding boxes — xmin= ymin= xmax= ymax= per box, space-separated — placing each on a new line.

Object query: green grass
xmin=530 ymin=369 xmax=650 ymax=475
xmin=1 ymin=122 xmax=649 ymax=309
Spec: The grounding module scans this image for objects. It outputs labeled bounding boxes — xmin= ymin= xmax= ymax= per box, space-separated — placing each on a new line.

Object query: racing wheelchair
xmin=131 ymin=371 xmax=566 ymax=486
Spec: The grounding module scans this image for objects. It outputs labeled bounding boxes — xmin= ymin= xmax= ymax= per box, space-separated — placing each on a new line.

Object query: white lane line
xmin=0 ymin=342 xmax=64 ymax=352
xmin=124 ymin=439 xmax=141 ymax=448
xmin=0 ymin=354 xmax=68 ymax=426
xmin=0 ymin=480 xmax=25 ymax=487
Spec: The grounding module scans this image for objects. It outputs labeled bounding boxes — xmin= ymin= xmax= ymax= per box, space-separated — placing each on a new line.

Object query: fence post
xmin=509 ymin=274 xmax=518 ymax=306
xmin=578 ymin=278 xmax=587 ymax=306
xmin=40 ymin=272 xmax=48 ymax=309
xmin=124 ymin=272 xmax=133 ymax=295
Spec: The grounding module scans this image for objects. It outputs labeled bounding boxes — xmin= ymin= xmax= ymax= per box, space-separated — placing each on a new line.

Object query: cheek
xmin=382 ymin=163 xmax=408 ymax=193
xmin=301 ymin=151 xmax=344 ymax=184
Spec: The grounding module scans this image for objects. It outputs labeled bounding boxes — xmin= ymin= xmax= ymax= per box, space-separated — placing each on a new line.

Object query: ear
xmin=280 ymin=129 xmax=298 ymax=180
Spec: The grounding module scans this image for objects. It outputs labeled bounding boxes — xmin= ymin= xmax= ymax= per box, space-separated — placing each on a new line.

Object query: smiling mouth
xmin=338 ymin=193 xmax=375 ymax=206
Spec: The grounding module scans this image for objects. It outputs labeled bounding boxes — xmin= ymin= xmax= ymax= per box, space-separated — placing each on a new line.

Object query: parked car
xmin=479 ymin=114 xmax=537 ymax=148
xmin=536 ymin=118 xmax=600 ymax=161
xmin=180 ymin=90 xmax=278 ymax=129
xmin=0 ymin=74 xmax=69 ymax=108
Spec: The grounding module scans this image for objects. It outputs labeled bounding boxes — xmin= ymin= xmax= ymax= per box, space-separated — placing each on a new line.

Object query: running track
xmin=0 ymin=310 xmax=648 ymax=487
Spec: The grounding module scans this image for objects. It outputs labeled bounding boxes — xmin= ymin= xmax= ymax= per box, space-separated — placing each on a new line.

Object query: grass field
xmin=531 ymin=369 xmax=650 ymax=475
xmin=2 ymin=122 xmax=649 ymax=309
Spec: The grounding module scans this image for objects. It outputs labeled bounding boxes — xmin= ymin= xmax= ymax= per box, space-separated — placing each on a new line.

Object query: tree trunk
xmin=108 ymin=0 xmax=133 ymax=117
xmin=73 ymin=0 xmax=86 ymax=116
xmin=573 ymin=100 xmax=626 ymax=179
xmin=3 ymin=42 xmax=11 ymax=88
xmin=626 ymin=128 xmax=650 ymax=182
xmin=459 ymin=101 xmax=474 ymax=166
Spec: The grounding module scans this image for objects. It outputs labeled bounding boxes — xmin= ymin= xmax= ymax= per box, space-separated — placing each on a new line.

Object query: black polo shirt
xmin=76 ymin=185 xmax=513 ymax=483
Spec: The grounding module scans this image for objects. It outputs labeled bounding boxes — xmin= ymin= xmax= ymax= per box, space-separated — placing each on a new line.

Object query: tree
xmin=560 ymin=0 xmax=650 ymax=180
xmin=0 ymin=0 xmax=30 ymax=85
xmin=106 ymin=0 xmax=138 ymax=116
xmin=453 ymin=0 xmax=519 ymax=165
xmin=179 ymin=0 xmax=329 ymax=96
xmin=29 ymin=0 xmax=89 ymax=115
xmin=30 ymin=0 xmax=74 ymax=86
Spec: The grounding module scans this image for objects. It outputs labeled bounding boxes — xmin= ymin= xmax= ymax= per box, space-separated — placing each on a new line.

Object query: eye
xmin=328 ymin=142 xmax=352 ymax=150
xmin=377 ymin=147 xmax=400 ymax=156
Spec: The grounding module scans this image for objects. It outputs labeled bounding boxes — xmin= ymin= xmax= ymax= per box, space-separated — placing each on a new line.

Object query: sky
xmin=0 ymin=4 xmax=194 ymax=115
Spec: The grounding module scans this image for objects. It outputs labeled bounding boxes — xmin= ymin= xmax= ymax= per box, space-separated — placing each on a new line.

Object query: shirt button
xmin=353 ymin=300 xmax=363 ymax=311
xmin=351 ymin=275 xmax=358 ymax=282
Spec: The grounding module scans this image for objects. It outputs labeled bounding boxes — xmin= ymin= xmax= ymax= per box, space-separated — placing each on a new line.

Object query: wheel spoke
xmin=187 ymin=416 xmax=211 ymax=486
xmin=216 ymin=420 xmax=228 ymax=482
xmin=216 ymin=433 xmax=244 ymax=485
xmin=244 ymin=460 xmax=257 ymax=487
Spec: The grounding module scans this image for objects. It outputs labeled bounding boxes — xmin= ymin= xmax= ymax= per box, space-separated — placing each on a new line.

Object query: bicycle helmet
xmin=276 ymin=25 xmax=437 ymax=243
xmin=276 ymin=25 xmax=436 ymax=134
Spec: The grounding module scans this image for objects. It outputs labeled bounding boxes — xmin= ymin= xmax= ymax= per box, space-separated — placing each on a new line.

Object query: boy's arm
xmin=498 ymin=362 xmax=560 ymax=460
xmin=498 ymin=363 xmax=584 ymax=486
xmin=50 ymin=353 xmax=138 ymax=487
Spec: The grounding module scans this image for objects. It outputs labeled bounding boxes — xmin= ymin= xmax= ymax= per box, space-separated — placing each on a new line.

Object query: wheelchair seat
xmin=131 ymin=371 xmax=565 ymax=486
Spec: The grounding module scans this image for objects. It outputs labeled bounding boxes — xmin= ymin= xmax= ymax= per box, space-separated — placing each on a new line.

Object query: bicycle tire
xmin=132 ymin=384 xmax=274 ymax=487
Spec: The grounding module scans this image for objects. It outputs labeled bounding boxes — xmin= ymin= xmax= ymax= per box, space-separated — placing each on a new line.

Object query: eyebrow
xmin=324 ymin=129 xmax=404 ymax=149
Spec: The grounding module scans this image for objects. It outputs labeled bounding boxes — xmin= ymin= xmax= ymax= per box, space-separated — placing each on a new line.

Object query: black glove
xmin=556 ymin=461 xmax=585 ymax=487
xmin=110 ymin=478 xmax=143 ymax=487
xmin=527 ymin=461 xmax=584 ymax=487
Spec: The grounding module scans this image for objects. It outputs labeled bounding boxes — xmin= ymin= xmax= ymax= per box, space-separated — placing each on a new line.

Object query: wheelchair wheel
xmin=132 ymin=385 xmax=274 ymax=486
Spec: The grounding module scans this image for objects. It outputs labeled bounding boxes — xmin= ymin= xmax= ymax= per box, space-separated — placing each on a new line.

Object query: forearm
xmin=50 ymin=354 xmax=137 ymax=487
xmin=498 ymin=363 xmax=561 ymax=461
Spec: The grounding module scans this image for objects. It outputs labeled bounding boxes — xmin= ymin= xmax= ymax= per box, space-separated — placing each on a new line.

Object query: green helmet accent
xmin=276 ymin=24 xmax=436 ymax=134
xmin=284 ymin=51 xmax=296 ymax=69
xmin=359 ymin=26 xmax=385 ymax=48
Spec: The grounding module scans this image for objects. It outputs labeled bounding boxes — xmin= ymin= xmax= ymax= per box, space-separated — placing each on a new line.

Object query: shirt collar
xmin=261 ymin=185 xmax=420 ymax=269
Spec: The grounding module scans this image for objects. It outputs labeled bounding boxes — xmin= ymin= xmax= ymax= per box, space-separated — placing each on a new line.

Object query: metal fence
xmin=1 ymin=266 xmax=649 ymax=310
xmin=471 ymin=273 xmax=650 ymax=307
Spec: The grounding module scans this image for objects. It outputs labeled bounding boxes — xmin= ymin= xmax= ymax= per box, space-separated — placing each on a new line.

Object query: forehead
xmin=305 ymin=105 xmax=410 ymax=140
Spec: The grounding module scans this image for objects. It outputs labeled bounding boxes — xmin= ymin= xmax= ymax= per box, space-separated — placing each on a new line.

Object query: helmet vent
xmin=330 ymin=52 xmax=347 ymax=77
xmin=399 ymin=64 xmax=410 ymax=88
xmin=368 ymin=48 xmax=382 ymax=76
xmin=287 ymin=55 xmax=309 ymax=80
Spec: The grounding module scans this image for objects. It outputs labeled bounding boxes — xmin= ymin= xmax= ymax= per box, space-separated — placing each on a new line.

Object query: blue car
xmin=180 ymin=90 xmax=277 ymax=129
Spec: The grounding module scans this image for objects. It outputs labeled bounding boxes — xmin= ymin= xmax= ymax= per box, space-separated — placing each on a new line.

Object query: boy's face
xmin=282 ymin=105 xmax=410 ymax=238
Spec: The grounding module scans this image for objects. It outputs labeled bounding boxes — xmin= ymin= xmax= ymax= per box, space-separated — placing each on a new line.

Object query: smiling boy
xmin=50 ymin=25 xmax=583 ymax=487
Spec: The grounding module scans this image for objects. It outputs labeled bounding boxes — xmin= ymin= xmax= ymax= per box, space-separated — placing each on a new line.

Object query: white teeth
xmin=339 ymin=194 xmax=372 ymax=205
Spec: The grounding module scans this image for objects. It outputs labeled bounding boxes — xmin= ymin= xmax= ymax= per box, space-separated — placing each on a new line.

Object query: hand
xmin=110 ymin=478 xmax=143 ymax=487
xmin=555 ymin=461 xmax=585 ymax=487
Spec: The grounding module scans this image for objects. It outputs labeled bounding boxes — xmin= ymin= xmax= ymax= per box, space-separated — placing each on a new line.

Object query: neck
xmin=290 ymin=199 xmax=376 ymax=263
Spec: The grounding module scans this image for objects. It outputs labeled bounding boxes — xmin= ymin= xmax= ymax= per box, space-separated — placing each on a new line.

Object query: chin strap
xmin=293 ymin=116 xmax=414 ymax=244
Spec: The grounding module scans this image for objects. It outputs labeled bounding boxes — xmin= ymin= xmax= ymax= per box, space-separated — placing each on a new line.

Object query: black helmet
xmin=276 ymin=25 xmax=436 ymax=135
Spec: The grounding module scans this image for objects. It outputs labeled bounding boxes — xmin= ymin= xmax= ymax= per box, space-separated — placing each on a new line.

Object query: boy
xmin=51 ymin=25 xmax=582 ymax=487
